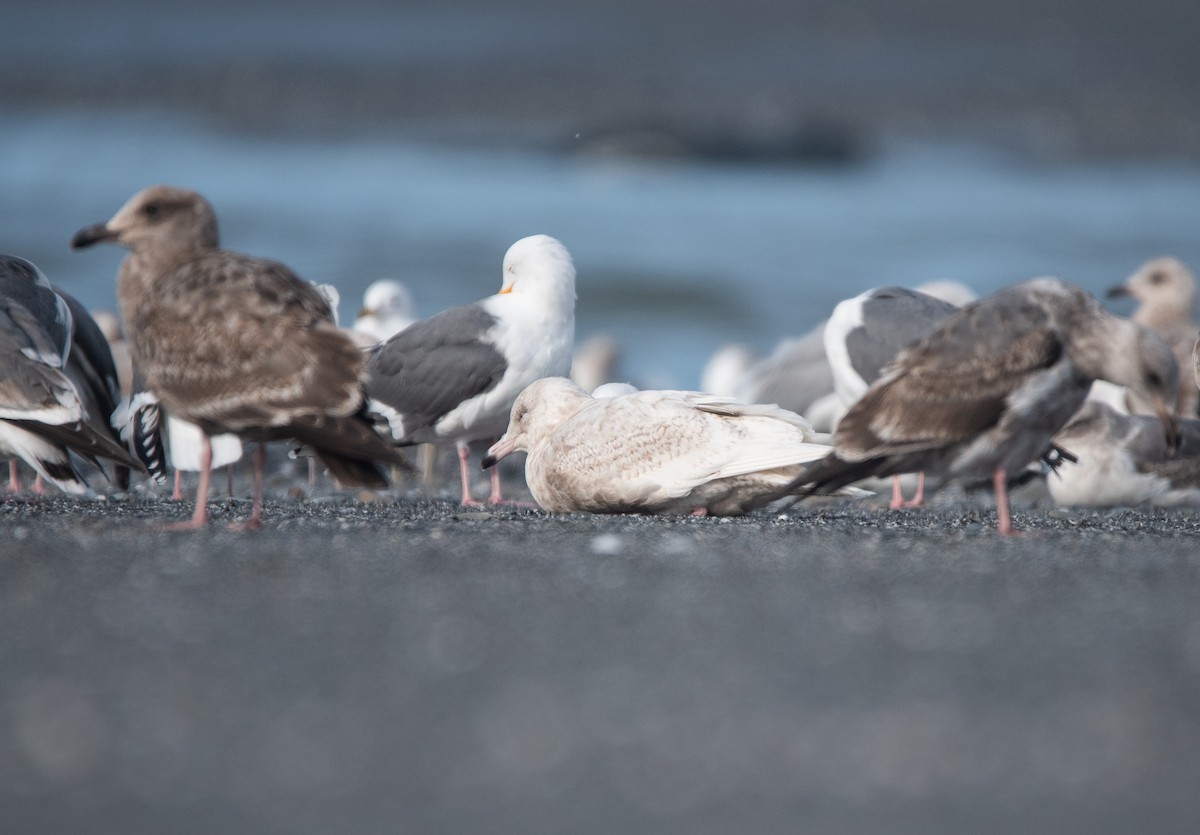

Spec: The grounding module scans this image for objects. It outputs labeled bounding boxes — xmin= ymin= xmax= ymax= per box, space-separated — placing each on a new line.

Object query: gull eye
xmin=1146 ymin=370 xmax=1163 ymax=388
xmin=142 ymin=203 xmax=161 ymax=218
xmin=1148 ymin=271 xmax=1166 ymax=285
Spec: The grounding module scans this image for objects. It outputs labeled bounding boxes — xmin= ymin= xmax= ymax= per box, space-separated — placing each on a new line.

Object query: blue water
xmin=4 ymin=107 xmax=1200 ymax=389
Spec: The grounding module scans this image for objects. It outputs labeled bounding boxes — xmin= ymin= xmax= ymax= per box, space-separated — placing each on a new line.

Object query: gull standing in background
xmin=366 ymin=235 xmax=576 ymax=505
xmin=784 ymin=277 xmax=1181 ymax=535
xmin=1108 ymin=257 xmax=1200 ymax=417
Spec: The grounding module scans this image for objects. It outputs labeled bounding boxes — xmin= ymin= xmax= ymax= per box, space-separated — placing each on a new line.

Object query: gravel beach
xmin=3 ymin=489 xmax=1199 ymax=833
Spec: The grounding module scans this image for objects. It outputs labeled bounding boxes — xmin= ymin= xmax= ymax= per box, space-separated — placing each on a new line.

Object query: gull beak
xmin=1156 ymin=397 xmax=1182 ymax=454
xmin=497 ymin=285 xmax=514 ymax=295
xmin=481 ymin=436 xmax=516 ymax=469
xmin=1105 ymin=284 xmax=1131 ymax=299
xmin=70 ymin=222 xmax=119 ymax=249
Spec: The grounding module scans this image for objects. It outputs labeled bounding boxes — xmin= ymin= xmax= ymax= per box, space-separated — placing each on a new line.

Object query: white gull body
xmin=1048 ymin=401 xmax=1200 ymax=507
xmin=484 ymin=377 xmax=861 ymax=516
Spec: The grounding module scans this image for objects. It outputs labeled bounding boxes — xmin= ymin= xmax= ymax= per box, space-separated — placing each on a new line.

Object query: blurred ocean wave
xmin=4 ymin=2 xmax=1200 ymax=388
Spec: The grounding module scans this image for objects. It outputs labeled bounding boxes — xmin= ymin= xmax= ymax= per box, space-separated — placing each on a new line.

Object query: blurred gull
xmin=569 ymin=334 xmax=621 ymax=393
xmin=823 ymin=285 xmax=960 ymax=507
xmin=784 ymin=278 xmax=1181 ymax=535
xmin=482 ymin=377 xmax=866 ymax=516
xmin=353 ymin=279 xmax=417 ymax=344
xmin=1108 ymin=257 xmax=1199 ymax=417
xmin=366 ymin=235 xmax=576 ymax=506
xmin=0 ymin=255 xmax=143 ymax=493
xmin=1049 ymin=401 xmax=1200 ymax=506
xmin=701 ymin=280 xmax=976 ymax=433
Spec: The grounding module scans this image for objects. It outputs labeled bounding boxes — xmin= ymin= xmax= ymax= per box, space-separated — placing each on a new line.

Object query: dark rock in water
xmin=571 ymin=116 xmax=868 ymax=166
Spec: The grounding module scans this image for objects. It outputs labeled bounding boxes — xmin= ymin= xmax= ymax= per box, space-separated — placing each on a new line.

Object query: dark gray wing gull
xmin=0 ymin=255 xmax=144 ymax=493
xmin=365 ymin=234 xmax=576 ymax=506
xmin=823 ymin=285 xmax=959 ymax=508
xmin=783 ymin=277 xmax=1181 ymax=535
xmin=72 ymin=184 xmax=409 ymax=529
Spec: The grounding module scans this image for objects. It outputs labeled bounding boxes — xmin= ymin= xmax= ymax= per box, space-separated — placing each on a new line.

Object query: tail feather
xmin=114 ymin=393 xmax=167 ymax=482
xmin=284 ymin=410 xmax=413 ymax=489
xmin=9 ymin=418 xmax=144 ymax=472
xmin=776 ymin=453 xmax=890 ymax=502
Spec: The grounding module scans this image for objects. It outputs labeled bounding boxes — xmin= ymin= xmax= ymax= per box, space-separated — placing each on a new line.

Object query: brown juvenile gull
xmin=0 ymin=254 xmax=144 ymax=494
xmin=782 ymin=277 xmax=1181 ymax=536
xmin=71 ymin=184 xmax=409 ymax=529
xmin=365 ymin=234 xmax=576 ymax=506
xmin=1047 ymin=401 xmax=1200 ymax=507
xmin=481 ymin=377 xmax=866 ymax=516
xmin=1107 ymin=256 xmax=1200 ymax=417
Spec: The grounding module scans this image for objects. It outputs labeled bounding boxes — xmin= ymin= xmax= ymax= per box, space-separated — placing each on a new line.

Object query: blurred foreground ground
xmin=2 ymin=491 xmax=1199 ymax=834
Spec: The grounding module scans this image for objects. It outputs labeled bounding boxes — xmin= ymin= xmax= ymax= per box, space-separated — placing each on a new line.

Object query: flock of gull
xmin=1 ymin=183 xmax=1198 ymax=534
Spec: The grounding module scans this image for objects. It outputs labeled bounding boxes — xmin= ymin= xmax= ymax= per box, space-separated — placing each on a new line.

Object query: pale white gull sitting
xmin=482 ymin=377 xmax=866 ymax=516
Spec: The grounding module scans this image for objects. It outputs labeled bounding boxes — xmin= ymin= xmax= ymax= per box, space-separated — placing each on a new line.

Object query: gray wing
xmin=845 ymin=287 xmax=958 ymax=386
xmin=56 ymin=290 xmax=122 ymax=414
xmin=0 ymin=256 xmax=78 ymax=415
xmin=0 ymin=255 xmax=72 ymax=371
xmin=837 ymin=294 xmax=1064 ymax=458
xmin=1127 ymin=413 xmax=1200 ymax=462
xmin=365 ymin=303 xmax=507 ymax=437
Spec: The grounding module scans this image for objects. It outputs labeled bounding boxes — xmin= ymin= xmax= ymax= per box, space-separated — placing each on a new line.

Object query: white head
xmin=497 ymin=235 xmax=576 ymax=309
xmin=360 ymin=279 xmax=416 ymax=320
xmin=482 ymin=377 xmax=592 ymax=466
xmin=592 ymin=381 xmax=639 ymax=398
xmin=914 ymin=279 xmax=978 ymax=308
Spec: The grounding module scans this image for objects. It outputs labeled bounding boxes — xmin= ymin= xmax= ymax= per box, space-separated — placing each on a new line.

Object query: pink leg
xmin=7 ymin=461 xmax=22 ymax=493
xmin=487 ymin=463 xmax=504 ymax=504
xmin=171 ymin=470 xmax=185 ymax=501
xmin=32 ymin=475 xmax=45 ymax=495
xmin=902 ymin=472 xmax=927 ymax=509
xmin=457 ymin=442 xmax=483 ymax=506
xmin=993 ymin=466 xmax=1015 ymax=537
xmin=889 ymin=475 xmax=906 ymax=509
xmin=689 ymin=507 xmax=710 ymax=517
xmin=227 ymin=464 xmax=235 ymax=498
xmin=162 ymin=436 xmax=212 ymax=530
xmin=229 ymin=443 xmax=266 ymax=530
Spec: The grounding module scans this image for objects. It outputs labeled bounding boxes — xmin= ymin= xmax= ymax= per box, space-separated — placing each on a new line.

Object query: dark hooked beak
xmin=481 ymin=436 xmax=516 ymax=470
xmin=70 ymin=223 xmax=118 ymax=249
xmin=1105 ymin=284 xmax=1131 ymax=299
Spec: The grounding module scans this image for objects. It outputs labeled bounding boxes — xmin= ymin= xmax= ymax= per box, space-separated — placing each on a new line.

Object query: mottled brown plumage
xmin=72 ymin=185 xmax=406 ymax=527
